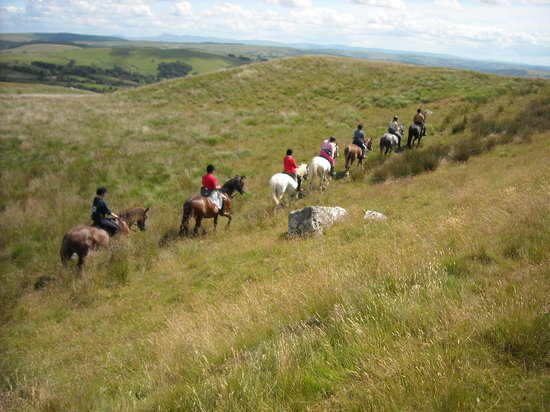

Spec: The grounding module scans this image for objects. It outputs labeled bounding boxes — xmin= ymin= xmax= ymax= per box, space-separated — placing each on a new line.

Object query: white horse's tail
xmin=269 ymin=176 xmax=281 ymax=206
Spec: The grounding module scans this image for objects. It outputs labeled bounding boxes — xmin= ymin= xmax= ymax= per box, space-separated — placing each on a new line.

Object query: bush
xmin=371 ymin=143 xmax=449 ymax=183
xmin=449 ymin=136 xmax=485 ymax=162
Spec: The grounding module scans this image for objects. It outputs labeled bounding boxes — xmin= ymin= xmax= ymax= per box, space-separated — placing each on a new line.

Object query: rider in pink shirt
xmin=318 ymin=136 xmax=337 ymax=177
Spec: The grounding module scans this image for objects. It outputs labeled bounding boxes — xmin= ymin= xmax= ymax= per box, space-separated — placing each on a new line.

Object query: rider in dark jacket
xmin=353 ymin=124 xmax=367 ymax=159
xmin=91 ymin=186 xmax=120 ymax=236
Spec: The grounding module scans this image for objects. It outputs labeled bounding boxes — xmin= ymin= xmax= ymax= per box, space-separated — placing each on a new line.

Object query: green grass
xmin=0 ymin=55 xmax=549 ymax=411
xmin=0 ymin=43 xmax=248 ymax=81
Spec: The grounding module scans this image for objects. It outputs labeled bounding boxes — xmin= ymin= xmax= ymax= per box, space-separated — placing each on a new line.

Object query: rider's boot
xmin=330 ymin=166 xmax=336 ymax=177
xmin=297 ymin=177 xmax=304 ymax=191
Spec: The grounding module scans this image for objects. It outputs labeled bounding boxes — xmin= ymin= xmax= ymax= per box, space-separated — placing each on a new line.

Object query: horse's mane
xmin=222 ymin=175 xmax=245 ymax=197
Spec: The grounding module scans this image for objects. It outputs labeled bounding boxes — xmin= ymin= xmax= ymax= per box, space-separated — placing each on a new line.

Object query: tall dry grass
xmin=1 ymin=56 xmax=549 ymax=411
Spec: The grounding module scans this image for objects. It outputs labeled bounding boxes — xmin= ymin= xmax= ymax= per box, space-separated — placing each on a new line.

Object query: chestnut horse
xmin=117 ymin=207 xmax=149 ymax=231
xmin=344 ymin=138 xmax=372 ymax=177
xmin=60 ymin=217 xmax=130 ymax=272
xmin=179 ymin=175 xmax=246 ymax=236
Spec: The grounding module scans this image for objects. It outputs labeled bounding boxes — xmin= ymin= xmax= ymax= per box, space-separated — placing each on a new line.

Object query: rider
xmin=318 ymin=136 xmax=337 ymax=177
xmin=353 ymin=124 xmax=367 ymax=159
xmin=283 ymin=148 xmax=303 ymax=191
xmin=201 ymin=164 xmax=228 ymax=216
xmin=413 ymin=108 xmax=426 ymax=136
xmin=388 ymin=115 xmax=403 ymax=148
xmin=91 ymin=186 xmax=121 ymax=236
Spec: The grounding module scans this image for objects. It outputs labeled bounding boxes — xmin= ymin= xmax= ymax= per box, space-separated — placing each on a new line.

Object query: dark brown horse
xmin=117 ymin=207 xmax=149 ymax=231
xmin=344 ymin=138 xmax=372 ymax=177
xmin=407 ymin=124 xmax=423 ymax=148
xmin=179 ymin=175 xmax=246 ymax=236
xmin=60 ymin=218 xmax=130 ymax=272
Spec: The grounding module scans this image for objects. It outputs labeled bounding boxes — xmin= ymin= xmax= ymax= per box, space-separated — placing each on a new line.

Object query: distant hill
xmin=2 ymin=32 xmax=549 ymax=84
xmin=133 ymin=33 xmax=550 ymax=79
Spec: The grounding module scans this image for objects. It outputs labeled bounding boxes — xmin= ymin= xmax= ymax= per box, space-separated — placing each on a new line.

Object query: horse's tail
xmin=380 ymin=137 xmax=385 ymax=154
xmin=344 ymin=147 xmax=351 ymax=169
xmin=269 ymin=177 xmax=280 ymax=206
xmin=179 ymin=199 xmax=192 ymax=236
xmin=60 ymin=233 xmax=71 ymax=267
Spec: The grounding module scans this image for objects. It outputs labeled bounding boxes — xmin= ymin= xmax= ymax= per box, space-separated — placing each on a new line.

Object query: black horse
xmin=407 ymin=124 xmax=423 ymax=148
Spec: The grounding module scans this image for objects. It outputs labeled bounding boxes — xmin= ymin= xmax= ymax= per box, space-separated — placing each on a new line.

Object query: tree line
xmin=0 ymin=59 xmax=193 ymax=92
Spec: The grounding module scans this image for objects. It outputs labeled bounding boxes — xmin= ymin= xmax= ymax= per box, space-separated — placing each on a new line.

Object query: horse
xmin=117 ymin=207 xmax=149 ymax=231
xmin=380 ymin=124 xmax=405 ymax=156
xmin=344 ymin=138 xmax=372 ymax=177
xmin=309 ymin=144 xmax=339 ymax=190
xmin=407 ymin=124 xmax=423 ymax=148
xmin=408 ymin=110 xmax=431 ymax=148
xmin=269 ymin=164 xmax=309 ymax=207
xmin=60 ymin=217 xmax=130 ymax=272
xmin=179 ymin=175 xmax=246 ymax=236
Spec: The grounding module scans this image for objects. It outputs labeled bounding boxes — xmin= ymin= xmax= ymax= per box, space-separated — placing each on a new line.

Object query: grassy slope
xmin=0 ymin=56 xmax=548 ymax=411
xmin=0 ymin=44 xmax=246 ymax=75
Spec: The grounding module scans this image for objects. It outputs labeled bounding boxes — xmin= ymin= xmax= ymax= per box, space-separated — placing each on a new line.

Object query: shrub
xmin=371 ymin=143 xmax=449 ymax=183
xmin=451 ymin=117 xmax=467 ymax=134
xmin=449 ymin=136 xmax=485 ymax=162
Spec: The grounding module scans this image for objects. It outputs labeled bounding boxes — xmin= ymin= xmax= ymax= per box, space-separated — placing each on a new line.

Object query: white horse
xmin=380 ymin=124 xmax=404 ymax=156
xmin=269 ymin=163 xmax=309 ymax=207
xmin=309 ymin=144 xmax=339 ymax=190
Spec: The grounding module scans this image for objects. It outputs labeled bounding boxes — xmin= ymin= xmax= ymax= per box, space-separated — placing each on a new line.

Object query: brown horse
xmin=344 ymin=138 xmax=372 ymax=177
xmin=60 ymin=218 xmax=130 ymax=272
xmin=117 ymin=207 xmax=149 ymax=231
xmin=179 ymin=175 xmax=246 ymax=236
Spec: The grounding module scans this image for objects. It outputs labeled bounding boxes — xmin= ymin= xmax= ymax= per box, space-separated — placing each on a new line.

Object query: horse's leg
xmin=193 ymin=215 xmax=202 ymax=235
xmin=179 ymin=203 xmax=191 ymax=236
xmin=75 ymin=248 xmax=88 ymax=276
xmin=224 ymin=214 xmax=232 ymax=230
xmin=213 ymin=215 xmax=218 ymax=232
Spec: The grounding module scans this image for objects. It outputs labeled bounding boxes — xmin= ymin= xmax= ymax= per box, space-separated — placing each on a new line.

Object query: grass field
xmin=0 ymin=55 xmax=548 ymax=411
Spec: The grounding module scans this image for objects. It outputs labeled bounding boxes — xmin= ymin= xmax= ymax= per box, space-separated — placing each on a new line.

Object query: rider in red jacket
xmin=283 ymin=148 xmax=303 ymax=191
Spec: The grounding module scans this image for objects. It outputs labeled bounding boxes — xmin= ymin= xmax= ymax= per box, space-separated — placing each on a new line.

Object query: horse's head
xmin=398 ymin=124 xmax=405 ymax=134
xmin=365 ymin=138 xmax=373 ymax=151
xmin=334 ymin=143 xmax=340 ymax=158
xmin=297 ymin=163 xmax=309 ymax=180
xmin=137 ymin=207 xmax=149 ymax=231
xmin=223 ymin=175 xmax=246 ymax=197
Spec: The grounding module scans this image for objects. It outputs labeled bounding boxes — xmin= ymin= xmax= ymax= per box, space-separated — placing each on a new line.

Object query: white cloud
xmin=170 ymin=2 xmax=193 ymax=16
xmin=266 ymin=0 xmax=313 ymax=7
xmin=351 ymin=0 xmax=408 ymax=10
xmin=434 ymin=0 xmax=462 ymax=9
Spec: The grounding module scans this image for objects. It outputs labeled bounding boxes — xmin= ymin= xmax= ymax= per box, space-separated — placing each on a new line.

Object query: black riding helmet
xmin=96 ymin=186 xmax=107 ymax=196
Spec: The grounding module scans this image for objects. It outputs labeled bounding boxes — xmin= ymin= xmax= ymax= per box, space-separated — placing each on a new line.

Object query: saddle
xmin=200 ymin=187 xmax=212 ymax=197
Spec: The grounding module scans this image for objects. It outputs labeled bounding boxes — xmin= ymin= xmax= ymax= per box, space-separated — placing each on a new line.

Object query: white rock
xmin=363 ymin=210 xmax=387 ymax=220
xmin=288 ymin=206 xmax=348 ymax=236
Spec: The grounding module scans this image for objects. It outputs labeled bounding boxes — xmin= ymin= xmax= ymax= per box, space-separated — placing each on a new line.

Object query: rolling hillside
xmin=0 ymin=56 xmax=549 ymax=411
xmin=0 ymin=34 xmax=251 ymax=91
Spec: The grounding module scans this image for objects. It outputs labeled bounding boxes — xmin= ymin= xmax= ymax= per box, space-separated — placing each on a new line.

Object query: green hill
xmin=0 ymin=40 xmax=250 ymax=91
xmin=0 ymin=56 xmax=548 ymax=411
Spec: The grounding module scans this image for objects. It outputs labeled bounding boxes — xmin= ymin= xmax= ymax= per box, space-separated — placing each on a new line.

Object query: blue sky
xmin=1 ymin=0 xmax=549 ymax=66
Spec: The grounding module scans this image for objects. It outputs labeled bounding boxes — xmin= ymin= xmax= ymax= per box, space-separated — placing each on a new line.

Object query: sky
xmin=1 ymin=0 xmax=549 ymax=66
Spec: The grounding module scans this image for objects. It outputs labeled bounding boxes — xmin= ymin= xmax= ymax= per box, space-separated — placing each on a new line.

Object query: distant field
xmin=0 ymin=44 xmax=246 ymax=75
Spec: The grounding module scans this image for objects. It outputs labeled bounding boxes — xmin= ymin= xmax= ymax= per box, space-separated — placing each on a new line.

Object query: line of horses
xmin=270 ymin=122 xmax=426 ymax=207
xmin=60 ymin=121 xmax=427 ymax=272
